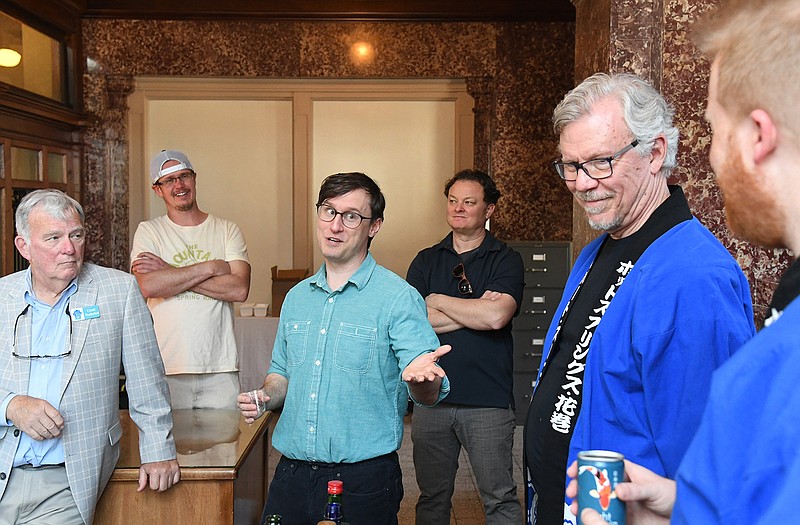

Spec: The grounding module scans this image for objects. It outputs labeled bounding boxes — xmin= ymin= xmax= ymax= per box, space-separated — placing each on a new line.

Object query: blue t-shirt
xmin=673 ymin=261 xmax=800 ymax=524
xmin=268 ymin=253 xmax=450 ymax=463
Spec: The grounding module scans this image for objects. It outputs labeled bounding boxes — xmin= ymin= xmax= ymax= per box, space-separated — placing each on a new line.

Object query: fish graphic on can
xmin=577 ymin=450 xmax=625 ymax=525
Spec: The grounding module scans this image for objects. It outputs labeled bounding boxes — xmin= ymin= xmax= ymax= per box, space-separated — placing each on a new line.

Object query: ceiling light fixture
xmin=0 ymin=47 xmax=21 ymax=67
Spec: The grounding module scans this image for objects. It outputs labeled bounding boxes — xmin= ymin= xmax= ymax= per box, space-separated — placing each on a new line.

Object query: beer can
xmin=577 ymin=450 xmax=625 ymax=525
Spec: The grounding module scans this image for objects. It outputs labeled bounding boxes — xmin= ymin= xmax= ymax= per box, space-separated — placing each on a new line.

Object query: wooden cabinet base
xmin=95 ymin=410 xmax=271 ymax=525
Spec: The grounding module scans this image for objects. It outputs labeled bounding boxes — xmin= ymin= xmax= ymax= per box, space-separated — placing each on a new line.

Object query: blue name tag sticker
xmin=72 ymin=305 xmax=100 ymax=321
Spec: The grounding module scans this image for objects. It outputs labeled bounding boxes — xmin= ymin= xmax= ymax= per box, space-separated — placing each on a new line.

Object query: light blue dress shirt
xmin=0 ymin=270 xmax=76 ymax=467
xmin=269 ymin=253 xmax=449 ymax=463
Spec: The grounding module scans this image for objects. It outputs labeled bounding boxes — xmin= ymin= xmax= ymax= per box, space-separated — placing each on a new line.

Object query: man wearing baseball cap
xmin=131 ymin=150 xmax=251 ymax=409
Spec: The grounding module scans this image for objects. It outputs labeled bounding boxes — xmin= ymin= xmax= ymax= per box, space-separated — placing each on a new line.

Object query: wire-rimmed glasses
xmin=12 ymin=303 xmax=73 ymax=359
xmin=552 ymin=140 xmax=640 ymax=181
xmin=153 ymin=171 xmax=195 ymax=187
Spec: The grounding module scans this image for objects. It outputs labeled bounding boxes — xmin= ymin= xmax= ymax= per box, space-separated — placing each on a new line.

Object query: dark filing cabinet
xmin=506 ymin=241 xmax=571 ymax=425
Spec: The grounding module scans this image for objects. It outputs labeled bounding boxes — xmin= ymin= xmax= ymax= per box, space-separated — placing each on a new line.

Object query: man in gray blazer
xmin=0 ymin=189 xmax=180 ymax=525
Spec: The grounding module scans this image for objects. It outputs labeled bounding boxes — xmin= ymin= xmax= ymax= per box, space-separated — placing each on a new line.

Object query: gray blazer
xmin=0 ymin=263 xmax=176 ymax=525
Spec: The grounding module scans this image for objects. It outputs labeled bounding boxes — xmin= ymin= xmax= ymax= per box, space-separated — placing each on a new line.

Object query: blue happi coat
xmin=527 ymin=217 xmax=755 ymax=525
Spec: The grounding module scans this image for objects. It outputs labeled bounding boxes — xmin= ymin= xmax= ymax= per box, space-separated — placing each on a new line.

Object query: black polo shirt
xmin=407 ymin=231 xmax=525 ymax=408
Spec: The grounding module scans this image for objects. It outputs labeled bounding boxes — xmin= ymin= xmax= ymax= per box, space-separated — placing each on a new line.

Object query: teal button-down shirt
xmin=269 ymin=253 xmax=449 ymax=463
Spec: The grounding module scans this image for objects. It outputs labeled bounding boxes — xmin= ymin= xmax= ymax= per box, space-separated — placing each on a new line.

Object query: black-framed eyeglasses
xmin=316 ymin=204 xmax=373 ymax=229
xmin=452 ymin=262 xmax=473 ymax=295
xmin=12 ymin=303 xmax=73 ymax=359
xmin=552 ymin=140 xmax=640 ymax=181
xmin=153 ymin=171 xmax=196 ymax=187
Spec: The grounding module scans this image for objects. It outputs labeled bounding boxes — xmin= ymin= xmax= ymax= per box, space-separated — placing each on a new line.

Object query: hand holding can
xmin=577 ymin=450 xmax=626 ymax=525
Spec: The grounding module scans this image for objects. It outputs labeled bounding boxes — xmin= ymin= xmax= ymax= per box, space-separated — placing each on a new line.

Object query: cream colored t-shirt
xmin=131 ymin=214 xmax=250 ymax=375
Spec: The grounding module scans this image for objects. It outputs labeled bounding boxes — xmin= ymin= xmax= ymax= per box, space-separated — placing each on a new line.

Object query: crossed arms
xmin=131 ymin=251 xmax=250 ymax=302
xmin=425 ymin=290 xmax=517 ymax=334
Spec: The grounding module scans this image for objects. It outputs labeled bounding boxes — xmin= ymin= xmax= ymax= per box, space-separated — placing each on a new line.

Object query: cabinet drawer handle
xmin=526 ymin=268 xmax=547 ymax=273
xmin=524 ymin=309 xmax=547 ymax=315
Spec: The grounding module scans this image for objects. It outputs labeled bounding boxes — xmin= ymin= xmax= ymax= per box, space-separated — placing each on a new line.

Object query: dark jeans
xmin=261 ymin=452 xmax=403 ymax=525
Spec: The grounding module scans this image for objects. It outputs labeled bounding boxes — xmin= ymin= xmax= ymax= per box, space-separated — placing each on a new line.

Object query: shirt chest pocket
xmin=334 ymin=323 xmax=377 ymax=373
xmin=285 ymin=321 xmax=311 ymax=367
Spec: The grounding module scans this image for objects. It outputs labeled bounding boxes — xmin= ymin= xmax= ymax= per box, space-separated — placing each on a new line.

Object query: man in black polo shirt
xmin=407 ymin=169 xmax=525 ymax=525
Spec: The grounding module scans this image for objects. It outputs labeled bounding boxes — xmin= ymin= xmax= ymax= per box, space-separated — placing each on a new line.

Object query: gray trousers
xmin=412 ymin=403 xmax=522 ymax=524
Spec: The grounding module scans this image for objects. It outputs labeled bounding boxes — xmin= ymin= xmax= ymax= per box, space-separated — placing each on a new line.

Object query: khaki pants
xmin=166 ymin=371 xmax=239 ymax=409
xmin=0 ymin=464 xmax=83 ymax=525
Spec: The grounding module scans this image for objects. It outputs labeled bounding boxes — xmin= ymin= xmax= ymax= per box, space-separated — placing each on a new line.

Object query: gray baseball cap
xmin=149 ymin=150 xmax=194 ymax=185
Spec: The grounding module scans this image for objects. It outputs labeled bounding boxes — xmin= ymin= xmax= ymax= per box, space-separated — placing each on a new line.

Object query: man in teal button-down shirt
xmin=239 ymin=172 xmax=451 ymax=525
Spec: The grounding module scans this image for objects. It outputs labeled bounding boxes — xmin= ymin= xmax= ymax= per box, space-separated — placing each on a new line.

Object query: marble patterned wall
xmin=81 ymin=6 xmax=790 ymax=323
xmin=570 ymin=0 xmax=790 ymax=324
xmin=81 ymin=19 xmax=576 ymax=271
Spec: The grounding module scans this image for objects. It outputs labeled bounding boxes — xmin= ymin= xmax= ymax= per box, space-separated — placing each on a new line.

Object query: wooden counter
xmin=95 ymin=409 xmax=272 ymax=525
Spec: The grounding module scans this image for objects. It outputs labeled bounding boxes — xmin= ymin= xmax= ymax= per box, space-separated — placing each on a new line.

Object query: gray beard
xmin=587 ymin=214 xmax=622 ymax=233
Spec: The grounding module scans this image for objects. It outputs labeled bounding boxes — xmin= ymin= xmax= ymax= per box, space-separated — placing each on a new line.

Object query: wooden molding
xmin=0 ymin=0 xmax=83 ymax=35
xmin=81 ymin=0 xmax=575 ymax=22
xmin=0 ymin=85 xmax=90 ymax=134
